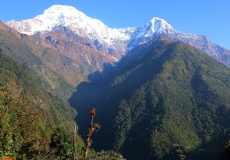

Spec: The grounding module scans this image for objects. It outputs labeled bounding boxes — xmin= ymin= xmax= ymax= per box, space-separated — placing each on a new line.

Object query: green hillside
xmin=112 ymin=42 xmax=230 ymax=159
xmin=71 ymin=41 xmax=230 ymax=159
xmin=0 ymin=22 xmax=86 ymax=159
xmin=0 ymin=53 xmax=86 ymax=159
xmin=0 ymin=52 xmax=77 ymax=128
xmin=0 ymin=22 xmax=75 ymax=99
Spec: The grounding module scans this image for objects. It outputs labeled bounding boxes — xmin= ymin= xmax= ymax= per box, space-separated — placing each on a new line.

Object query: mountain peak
xmin=148 ymin=17 xmax=174 ymax=33
xmin=42 ymin=4 xmax=85 ymax=22
xmin=6 ymin=5 xmax=132 ymax=44
xmin=6 ymin=4 xmax=99 ymax=35
xmin=46 ymin=4 xmax=76 ymax=10
xmin=32 ymin=4 xmax=89 ymax=33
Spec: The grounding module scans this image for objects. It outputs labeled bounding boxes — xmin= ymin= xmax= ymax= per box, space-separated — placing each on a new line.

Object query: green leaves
xmin=50 ymin=127 xmax=74 ymax=160
xmin=0 ymin=87 xmax=43 ymax=159
xmin=0 ymin=88 xmax=17 ymax=158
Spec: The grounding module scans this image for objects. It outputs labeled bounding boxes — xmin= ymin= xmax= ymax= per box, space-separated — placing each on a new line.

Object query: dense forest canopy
xmin=71 ymin=41 xmax=230 ymax=159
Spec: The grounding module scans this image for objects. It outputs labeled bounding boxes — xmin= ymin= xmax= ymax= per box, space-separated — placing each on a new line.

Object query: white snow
xmin=6 ymin=4 xmax=210 ymax=56
xmin=6 ymin=5 xmax=134 ymax=48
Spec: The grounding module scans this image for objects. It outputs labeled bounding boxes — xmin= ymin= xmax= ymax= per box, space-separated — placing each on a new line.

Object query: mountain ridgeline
xmin=1 ymin=4 xmax=230 ymax=159
xmin=6 ymin=5 xmax=230 ymax=70
xmin=70 ymin=40 xmax=230 ymax=159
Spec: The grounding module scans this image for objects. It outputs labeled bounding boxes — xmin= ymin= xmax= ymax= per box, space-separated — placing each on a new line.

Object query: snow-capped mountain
xmin=128 ymin=17 xmax=230 ymax=65
xmin=128 ymin=17 xmax=175 ymax=50
xmin=6 ymin=4 xmax=230 ymax=66
xmin=6 ymin=5 xmax=134 ymax=56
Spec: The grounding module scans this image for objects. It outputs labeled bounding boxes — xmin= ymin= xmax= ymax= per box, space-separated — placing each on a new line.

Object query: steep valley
xmin=1 ymin=4 xmax=230 ymax=160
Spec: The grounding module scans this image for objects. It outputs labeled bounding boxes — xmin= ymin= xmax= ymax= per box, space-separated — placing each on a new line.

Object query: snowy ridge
xmin=6 ymin=5 xmax=179 ymax=50
xmin=6 ymin=5 xmax=134 ymax=46
xmin=4 ymin=4 xmax=216 ymax=47
xmin=6 ymin=4 xmax=230 ymax=66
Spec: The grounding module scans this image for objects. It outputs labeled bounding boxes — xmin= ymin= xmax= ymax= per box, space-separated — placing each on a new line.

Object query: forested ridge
xmin=71 ymin=41 xmax=230 ymax=159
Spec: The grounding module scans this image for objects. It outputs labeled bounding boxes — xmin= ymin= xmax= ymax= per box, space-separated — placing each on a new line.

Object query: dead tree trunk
xmin=84 ymin=108 xmax=100 ymax=158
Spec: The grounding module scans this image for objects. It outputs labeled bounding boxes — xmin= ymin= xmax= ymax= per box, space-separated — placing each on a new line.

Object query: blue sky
xmin=0 ymin=0 xmax=229 ymax=49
